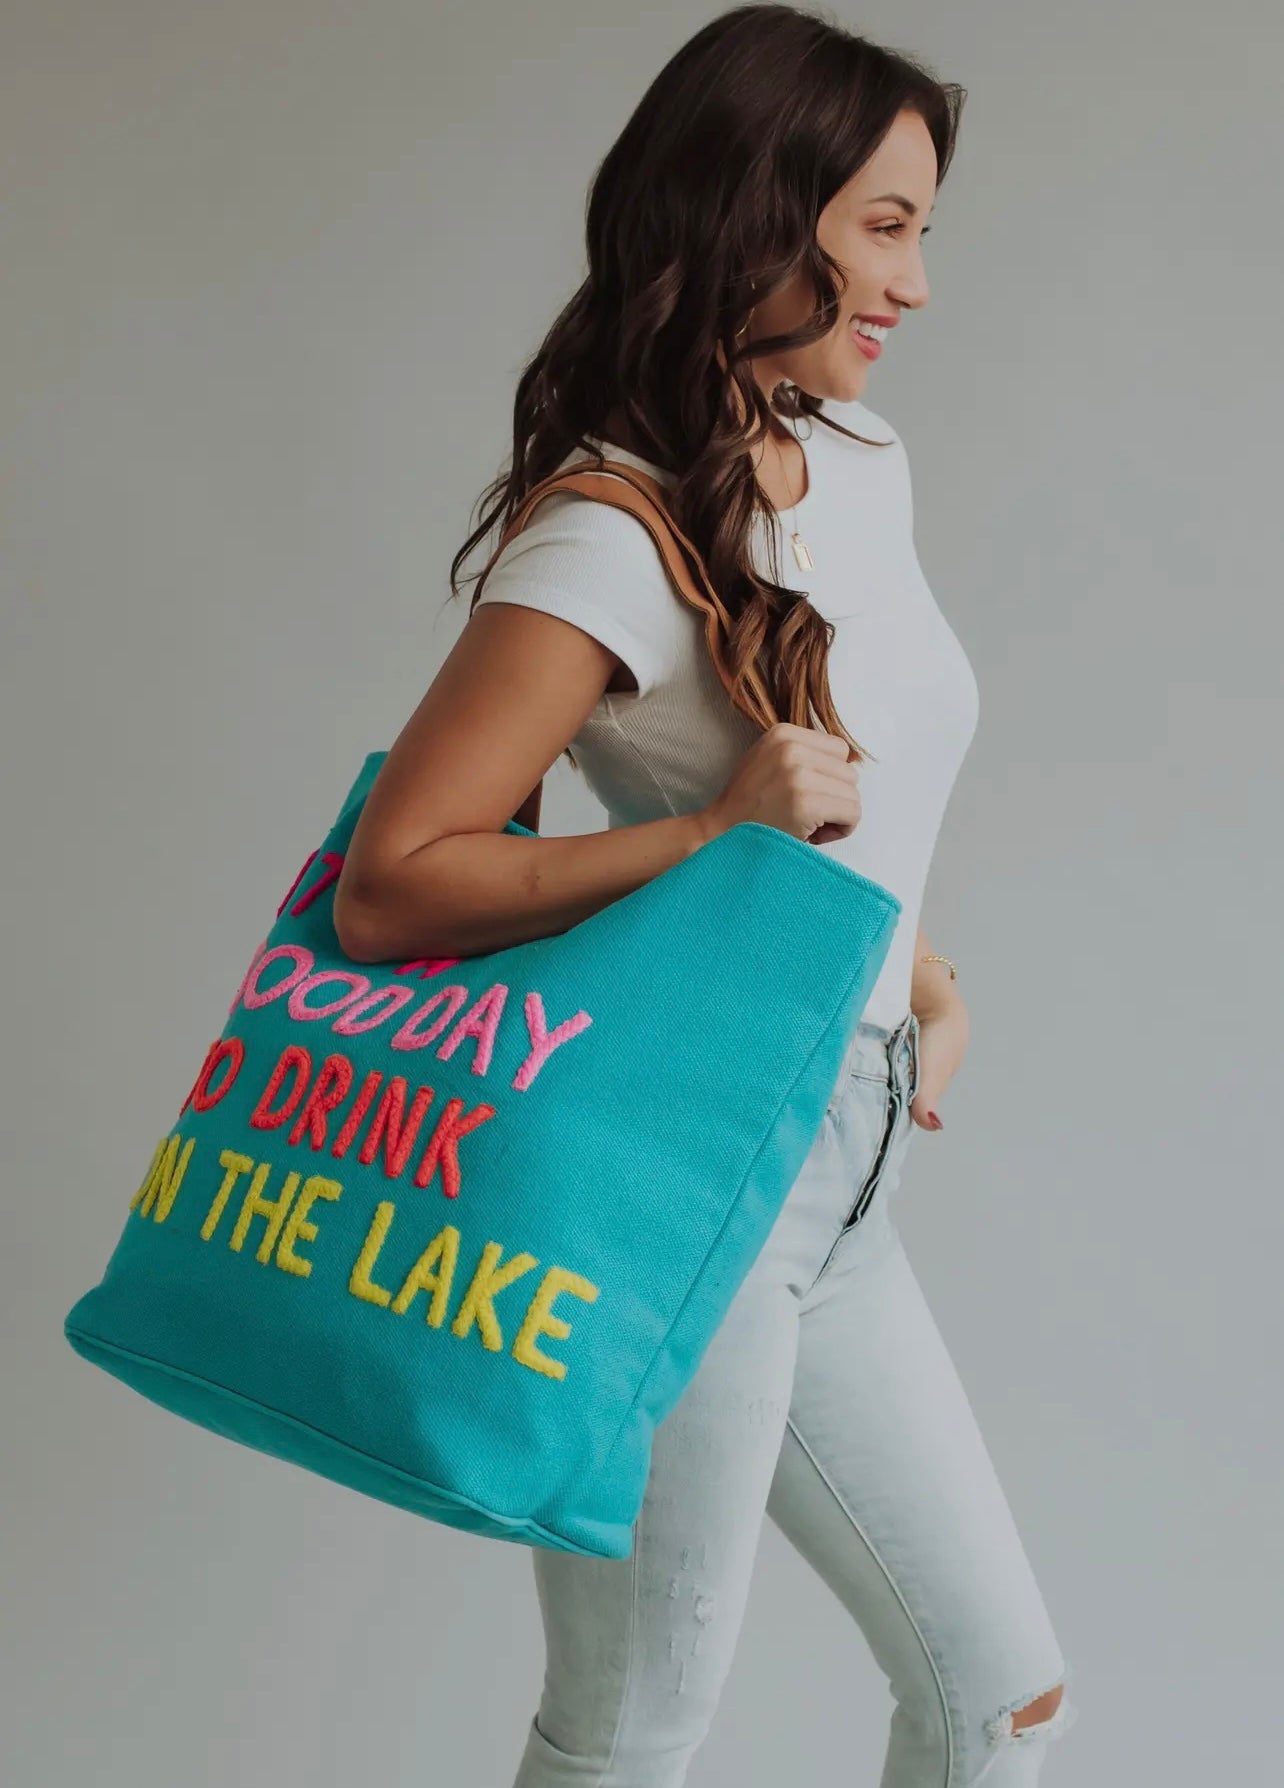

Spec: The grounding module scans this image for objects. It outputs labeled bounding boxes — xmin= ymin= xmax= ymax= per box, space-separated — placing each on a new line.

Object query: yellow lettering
xmin=337 ymin=1207 xmax=603 ymax=1384
xmin=129 ymin=1140 xmax=166 ymax=1214
xmin=349 ymin=1201 xmax=397 ymax=1306
xmin=275 ymin=1175 xmax=342 ymax=1277
xmin=513 ymin=1268 xmax=600 ymax=1380
xmin=130 ymin=1134 xmax=197 ymax=1224
xmin=202 ymin=1151 xmax=256 ymax=1241
xmin=390 ymin=1225 xmax=460 ymax=1324
xmin=229 ymin=1165 xmax=301 ymax=1263
xmin=450 ymin=1241 xmax=539 ymax=1352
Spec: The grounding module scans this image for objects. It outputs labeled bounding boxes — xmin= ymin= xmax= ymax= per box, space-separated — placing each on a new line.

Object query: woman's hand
xmin=909 ymin=993 xmax=969 ymax=1132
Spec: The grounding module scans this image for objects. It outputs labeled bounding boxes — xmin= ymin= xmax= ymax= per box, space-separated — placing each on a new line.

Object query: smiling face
xmin=748 ymin=107 xmax=937 ymax=405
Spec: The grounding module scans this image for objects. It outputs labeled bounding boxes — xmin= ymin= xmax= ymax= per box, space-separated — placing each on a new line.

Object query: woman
xmin=335 ymin=6 xmax=1078 ymax=1784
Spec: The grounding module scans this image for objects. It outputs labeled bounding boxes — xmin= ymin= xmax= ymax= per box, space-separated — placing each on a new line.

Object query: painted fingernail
xmin=928 ymin=1111 xmax=943 ymax=1129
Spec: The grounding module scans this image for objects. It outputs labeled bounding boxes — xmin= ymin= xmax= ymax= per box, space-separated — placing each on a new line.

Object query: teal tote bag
xmin=63 ymin=462 xmax=902 ymax=1560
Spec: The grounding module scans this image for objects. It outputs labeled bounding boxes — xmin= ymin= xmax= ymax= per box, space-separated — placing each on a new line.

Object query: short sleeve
xmin=472 ymin=488 xmax=682 ymax=700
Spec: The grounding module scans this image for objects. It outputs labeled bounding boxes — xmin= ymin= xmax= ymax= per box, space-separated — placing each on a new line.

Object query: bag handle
xmin=481 ymin=459 xmax=782 ymax=833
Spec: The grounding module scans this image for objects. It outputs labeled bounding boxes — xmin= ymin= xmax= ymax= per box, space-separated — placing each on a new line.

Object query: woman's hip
xmin=741 ymin=1007 xmax=922 ymax=1300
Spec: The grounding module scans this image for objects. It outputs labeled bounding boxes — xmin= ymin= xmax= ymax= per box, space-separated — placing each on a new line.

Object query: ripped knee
xmin=985 ymin=1677 xmax=1077 ymax=1749
xmin=1010 ymin=1683 xmax=1062 ymax=1730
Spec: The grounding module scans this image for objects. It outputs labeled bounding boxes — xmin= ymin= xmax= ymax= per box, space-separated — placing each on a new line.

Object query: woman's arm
xmin=333 ymin=602 xmax=718 ymax=964
xmin=908 ymin=925 xmax=967 ymax=1130
xmin=910 ymin=925 xmax=963 ymax=1021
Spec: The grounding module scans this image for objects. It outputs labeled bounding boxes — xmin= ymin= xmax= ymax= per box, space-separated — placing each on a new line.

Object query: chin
xmin=789 ymin=365 xmax=868 ymax=407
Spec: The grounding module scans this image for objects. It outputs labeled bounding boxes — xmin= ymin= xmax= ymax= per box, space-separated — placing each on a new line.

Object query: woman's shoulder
xmin=479 ymin=463 xmax=681 ymax=611
xmin=472 ymin=453 xmax=691 ymax=702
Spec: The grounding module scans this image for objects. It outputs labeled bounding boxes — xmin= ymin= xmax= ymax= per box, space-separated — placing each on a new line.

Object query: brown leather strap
xmin=490 ymin=460 xmax=780 ymax=833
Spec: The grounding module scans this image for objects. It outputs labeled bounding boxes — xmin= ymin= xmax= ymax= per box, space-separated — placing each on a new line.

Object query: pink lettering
xmin=389 ymin=984 xmax=470 ymax=1050
xmin=286 ymin=969 xmax=370 ymax=1022
xmin=515 ymin=990 xmax=593 ymax=1091
xmin=241 ymin=945 xmax=314 ymax=1010
xmin=436 ymin=983 xmax=510 ymax=1076
xmin=332 ymin=985 xmax=417 ymax=1034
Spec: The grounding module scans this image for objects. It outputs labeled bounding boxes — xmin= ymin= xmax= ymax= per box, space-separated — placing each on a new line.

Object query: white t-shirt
xmin=473 ymin=400 xmax=980 ymax=1030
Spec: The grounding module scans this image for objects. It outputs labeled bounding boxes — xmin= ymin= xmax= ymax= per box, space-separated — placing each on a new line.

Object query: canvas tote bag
xmin=63 ymin=458 xmax=902 ymax=1560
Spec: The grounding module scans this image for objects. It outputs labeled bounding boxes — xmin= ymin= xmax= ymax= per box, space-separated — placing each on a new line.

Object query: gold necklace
xmin=775 ymin=418 xmax=814 ymax=570
xmin=788 ymin=507 xmax=814 ymax=571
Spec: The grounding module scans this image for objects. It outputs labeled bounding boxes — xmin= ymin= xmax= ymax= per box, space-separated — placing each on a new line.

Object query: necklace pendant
xmin=790 ymin=531 xmax=814 ymax=571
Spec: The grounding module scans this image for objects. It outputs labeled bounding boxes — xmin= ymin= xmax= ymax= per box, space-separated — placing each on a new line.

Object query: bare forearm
xmin=338 ymin=808 xmax=720 ymax=963
xmin=910 ymin=924 xmax=963 ymax=1019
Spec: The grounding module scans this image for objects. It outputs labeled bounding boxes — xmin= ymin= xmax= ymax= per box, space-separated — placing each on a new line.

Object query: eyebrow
xmin=867 ymin=192 xmax=934 ymax=217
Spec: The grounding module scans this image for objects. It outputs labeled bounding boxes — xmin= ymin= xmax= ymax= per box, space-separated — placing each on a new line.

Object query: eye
xmin=875 ymin=222 xmax=931 ymax=238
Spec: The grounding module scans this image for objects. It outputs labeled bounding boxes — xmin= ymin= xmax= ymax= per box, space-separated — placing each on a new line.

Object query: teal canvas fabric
xmin=64 ymin=750 xmax=900 ymax=1559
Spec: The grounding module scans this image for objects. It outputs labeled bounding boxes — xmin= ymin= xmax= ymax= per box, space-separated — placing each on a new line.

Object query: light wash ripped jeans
xmin=511 ymin=1009 xmax=1079 ymax=1788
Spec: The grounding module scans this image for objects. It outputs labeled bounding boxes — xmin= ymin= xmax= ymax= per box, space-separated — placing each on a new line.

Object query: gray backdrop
xmin=4 ymin=2 xmax=1281 ymax=1782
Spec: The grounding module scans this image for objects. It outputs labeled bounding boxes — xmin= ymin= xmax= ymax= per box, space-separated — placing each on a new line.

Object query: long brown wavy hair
xmin=448 ymin=4 xmax=964 ymax=771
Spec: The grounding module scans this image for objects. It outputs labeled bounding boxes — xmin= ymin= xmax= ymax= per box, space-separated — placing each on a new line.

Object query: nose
xmin=889 ymin=255 xmax=930 ymax=312
xmin=890 ymin=274 xmax=929 ymax=312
